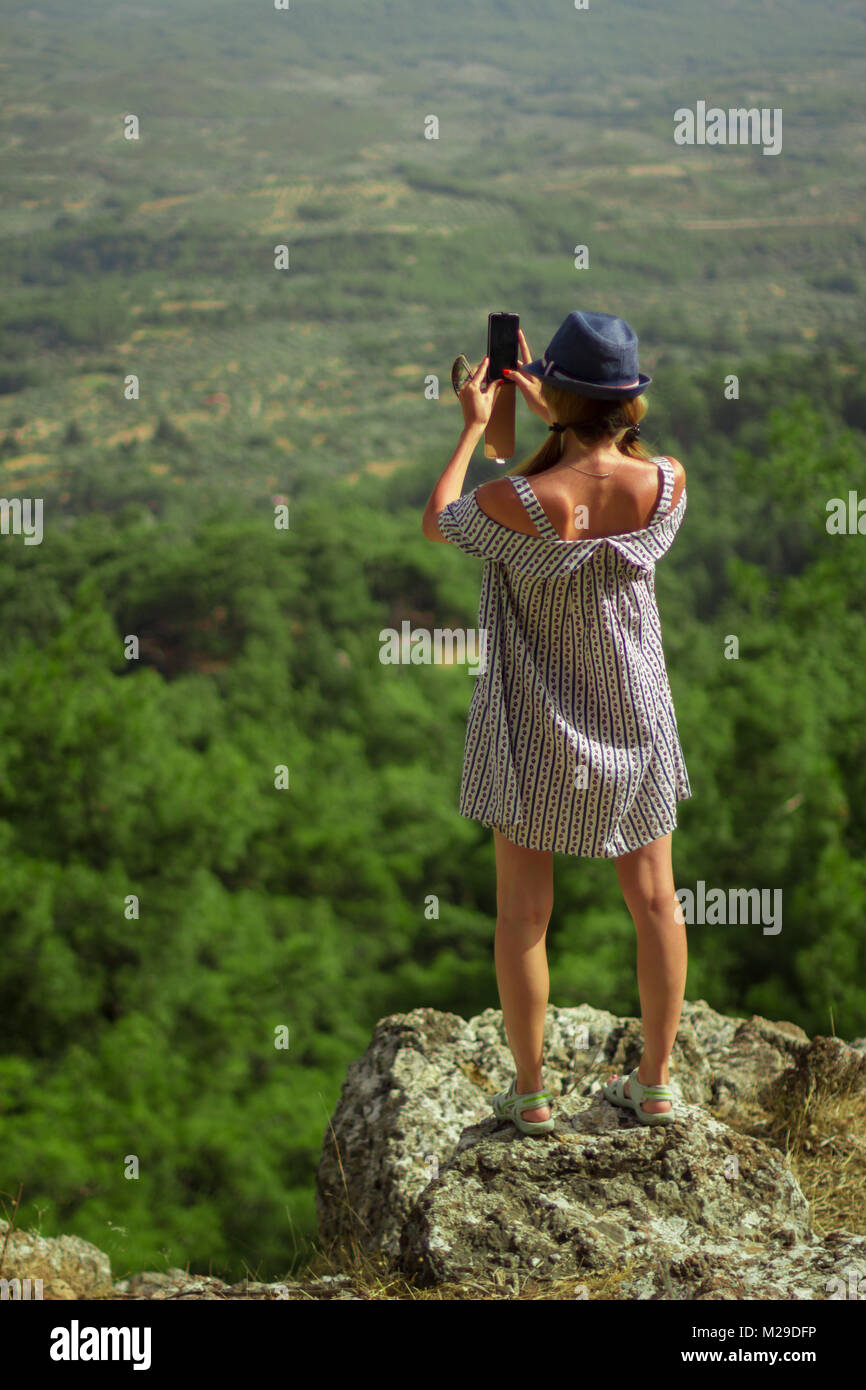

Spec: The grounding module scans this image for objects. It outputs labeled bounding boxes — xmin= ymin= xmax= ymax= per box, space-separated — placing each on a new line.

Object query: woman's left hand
xmin=459 ymin=356 xmax=502 ymax=430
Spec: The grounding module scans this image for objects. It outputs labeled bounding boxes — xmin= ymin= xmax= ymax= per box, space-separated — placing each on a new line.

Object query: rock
xmin=697 ymin=1013 xmax=811 ymax=1117
xmin=316 ymin=1000 xmax=866 ymax=1295
xmin=116 ymin=1269 xmax=231 ymax=1300
xmin=113 ymin=1269 xmax=309 ymax=1300
xmin=615 ymin=1229 xmax=866 ymax=1300
xmin=315 ymin=999 xmax=806 ymax=1258
xmin=316 ymin=1005 xmax=509 ymax=1261
xmin=772 ymin=1034 xmax=866 ymax=1101
xmin=0 ymin=1220 xmax=113 ymax=1299
xmin=397 ymin=1089 xmax=811 ymax=1288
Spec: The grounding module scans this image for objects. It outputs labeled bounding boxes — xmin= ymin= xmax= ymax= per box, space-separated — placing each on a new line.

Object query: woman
xmin=421 ymin=310 xmax=691 ymax=1133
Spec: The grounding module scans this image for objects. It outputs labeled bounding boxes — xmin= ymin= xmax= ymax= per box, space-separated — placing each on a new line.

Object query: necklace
xmin=564 ymin=458 xmax=624 ymax=479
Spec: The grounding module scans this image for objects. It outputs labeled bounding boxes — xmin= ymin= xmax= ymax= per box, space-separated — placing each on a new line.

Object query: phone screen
xmin=487 ymin=312 xmax=519 ymax=382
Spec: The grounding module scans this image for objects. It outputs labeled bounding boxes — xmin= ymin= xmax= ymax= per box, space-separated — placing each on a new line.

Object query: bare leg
xmin=615 ymin=831 xmax=687 ymax=1114
xmin=493 ymin=829 xmax=554 ymax=1122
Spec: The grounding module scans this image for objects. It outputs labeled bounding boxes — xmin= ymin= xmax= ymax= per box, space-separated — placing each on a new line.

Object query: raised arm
xmin=421 ymin=356 xmax=501 ymax=542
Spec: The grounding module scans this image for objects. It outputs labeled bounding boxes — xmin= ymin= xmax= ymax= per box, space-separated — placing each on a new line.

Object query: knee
xmin=638 ymin=887 xmax=681 ymax=922
xmin=496 ymin=898 xmax=553 ymax=940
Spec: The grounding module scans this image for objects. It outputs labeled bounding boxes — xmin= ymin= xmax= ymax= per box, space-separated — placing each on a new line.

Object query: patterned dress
xmin=436 ymin=456 xmax=691 ymax=857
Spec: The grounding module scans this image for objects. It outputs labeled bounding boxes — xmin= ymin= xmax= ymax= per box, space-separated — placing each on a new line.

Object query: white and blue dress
xmin=436 ymin=455 xmax=692 ymax=857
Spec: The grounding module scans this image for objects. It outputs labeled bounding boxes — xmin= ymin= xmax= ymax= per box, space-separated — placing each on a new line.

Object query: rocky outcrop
xmin=3 ymin=1000 xmax=863 ymax=1300
xmin=315 ymin=1001 xmax=866 ymax=1297
xmin=0 ymin=1223 xmax=114 ymax=1300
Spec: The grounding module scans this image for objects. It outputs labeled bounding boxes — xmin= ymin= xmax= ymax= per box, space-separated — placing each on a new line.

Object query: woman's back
xmin=476 ymin=453 xmax=686 ymax=541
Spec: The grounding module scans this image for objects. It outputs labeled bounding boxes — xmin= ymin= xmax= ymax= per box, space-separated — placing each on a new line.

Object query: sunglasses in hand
xmin=451 ymin=354 xmax=481 ymax=397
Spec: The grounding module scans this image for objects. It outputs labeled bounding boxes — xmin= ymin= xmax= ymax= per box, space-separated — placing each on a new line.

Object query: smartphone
xmin=486 ymin=311 xmax=519 ymax=383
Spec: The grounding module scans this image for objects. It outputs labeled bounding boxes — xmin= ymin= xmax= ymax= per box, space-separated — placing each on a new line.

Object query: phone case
xmin=484 ymin=381 xmax=516 ymax=461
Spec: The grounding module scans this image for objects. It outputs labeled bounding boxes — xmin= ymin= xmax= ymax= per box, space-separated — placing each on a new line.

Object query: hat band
xmin=541 ymin=352 xmax=640 ymax=390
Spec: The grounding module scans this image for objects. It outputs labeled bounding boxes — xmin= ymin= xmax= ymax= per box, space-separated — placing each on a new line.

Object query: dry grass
xmin=722 ymin=1039 xmax=866 ymax=1237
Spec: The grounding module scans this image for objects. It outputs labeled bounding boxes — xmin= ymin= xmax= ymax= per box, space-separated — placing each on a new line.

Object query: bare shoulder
xmin=475 ymin=476 xmax=538 ymax=535
xmin=662 ymin=454 xmax=687 ymax=508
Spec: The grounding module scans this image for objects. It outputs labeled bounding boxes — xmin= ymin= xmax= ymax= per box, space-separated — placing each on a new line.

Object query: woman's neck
xmin=552 ymin=430 xmax=625 ymax=470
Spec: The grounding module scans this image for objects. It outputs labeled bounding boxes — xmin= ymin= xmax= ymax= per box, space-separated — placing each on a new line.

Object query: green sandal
xmin=602 ymin=1067 xmax=676 ymax=1126
xmin=492 ymin=1078 xmax=555 ymax=1135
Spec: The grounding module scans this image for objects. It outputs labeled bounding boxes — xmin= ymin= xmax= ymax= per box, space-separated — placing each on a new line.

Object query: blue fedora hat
xmin=523 ymin=310 xmax=651 ymax=399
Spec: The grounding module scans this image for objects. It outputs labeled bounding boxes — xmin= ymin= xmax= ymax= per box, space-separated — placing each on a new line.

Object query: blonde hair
xmin=508 ymin=383 xmax=653 ymax=478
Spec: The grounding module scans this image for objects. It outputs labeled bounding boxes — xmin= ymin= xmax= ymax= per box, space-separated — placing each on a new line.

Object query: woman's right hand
xmin=502 ymin=328 xmax=552 ymax=425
